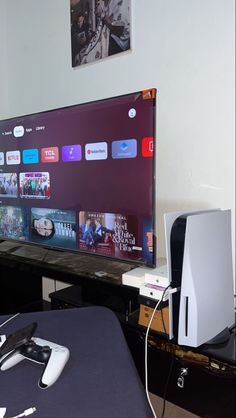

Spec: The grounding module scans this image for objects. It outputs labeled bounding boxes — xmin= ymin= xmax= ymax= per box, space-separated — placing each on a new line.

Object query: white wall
xmin=1 ymin=0 xmax=235 ymax=276
xmin=0 ymin=0 xmax=9 ymax=117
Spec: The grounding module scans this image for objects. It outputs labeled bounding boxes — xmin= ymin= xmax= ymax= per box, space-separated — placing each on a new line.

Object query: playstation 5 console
xmin=164 ymin=209 xmax=234 ymax=347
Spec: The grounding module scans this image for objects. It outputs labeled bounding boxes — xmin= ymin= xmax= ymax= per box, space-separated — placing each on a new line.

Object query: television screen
xmin=0 ymin=88 xmax=156 ymax=266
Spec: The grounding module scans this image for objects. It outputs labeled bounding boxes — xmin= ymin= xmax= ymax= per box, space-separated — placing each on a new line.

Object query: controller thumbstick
xmin=25 ymin=340 xmax=36 ymax=353
xmin=41 ymin=346 xmax=51 ymax=361
xmin=41 ymin=346 xmax=50 ymax=352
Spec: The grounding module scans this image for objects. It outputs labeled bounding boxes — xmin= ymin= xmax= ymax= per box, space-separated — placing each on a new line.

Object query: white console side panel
xmin=178 ymin=210 xmax=234 ymax=347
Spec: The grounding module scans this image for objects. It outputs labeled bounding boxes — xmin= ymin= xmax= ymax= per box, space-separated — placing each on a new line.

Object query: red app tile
xmin=41 ymin=147 xmax=59 ymax=163
xmin=142 ymin=137 xmax=154 ymax=157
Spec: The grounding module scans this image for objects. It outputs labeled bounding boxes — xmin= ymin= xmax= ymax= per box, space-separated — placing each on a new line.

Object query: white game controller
xmin=0 ymin=337 xmax=70 ymax=389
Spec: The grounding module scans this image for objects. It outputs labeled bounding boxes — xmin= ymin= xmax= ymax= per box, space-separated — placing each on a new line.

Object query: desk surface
xmin=0 ymin=307 xmax=153 ymax=418
xmin=0 ymin=241 xmax=135 ymax=285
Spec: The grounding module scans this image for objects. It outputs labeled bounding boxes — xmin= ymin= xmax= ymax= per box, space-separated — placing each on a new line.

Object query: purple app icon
xmin=62 ymin=145 xmax=82 ymax=162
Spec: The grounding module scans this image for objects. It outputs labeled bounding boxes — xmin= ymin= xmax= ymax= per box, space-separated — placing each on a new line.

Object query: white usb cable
xmin=145 ymin=298 xmax=162 ymax=418
xmin=11 ymin=407 xmax=36 ymax=418
xmin=0 ymin=313 xmax=20 ymax=329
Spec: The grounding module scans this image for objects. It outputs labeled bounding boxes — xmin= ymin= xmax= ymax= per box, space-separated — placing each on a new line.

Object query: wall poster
xmin=70 ymin=0 xmax=131 ymax=67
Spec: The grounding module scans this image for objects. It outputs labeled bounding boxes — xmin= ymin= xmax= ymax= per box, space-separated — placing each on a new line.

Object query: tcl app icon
xmin=41 ymin=147 xmax=59 ymax=163
xmin=142 ymin=137 xmax=154 ymax=157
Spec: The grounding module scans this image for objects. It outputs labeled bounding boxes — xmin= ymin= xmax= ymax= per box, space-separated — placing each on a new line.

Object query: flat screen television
xmin=0 ymin=88 xmax=156 ymax=266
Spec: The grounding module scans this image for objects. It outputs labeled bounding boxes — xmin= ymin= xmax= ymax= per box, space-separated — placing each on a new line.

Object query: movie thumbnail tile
xmin=19 ymin=172 xmax=50 ymax=199
xmin=79 ymin=211 xmax=140 ymax=260
xmin=0 ymin=205 xmax=29 ymax=240
xmin=31 ymin=208 xmax=76 ymax=249
xmin=0 ymin=173 xmax=18 ymax=197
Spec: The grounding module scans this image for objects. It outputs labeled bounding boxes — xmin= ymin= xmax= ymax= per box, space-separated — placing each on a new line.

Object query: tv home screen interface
xmin=0 ymin=89 xmax=156 ymax=266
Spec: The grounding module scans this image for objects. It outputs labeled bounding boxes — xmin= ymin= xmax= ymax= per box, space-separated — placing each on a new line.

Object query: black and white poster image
xmin=70 ymin=0 xmax=131 ymax=67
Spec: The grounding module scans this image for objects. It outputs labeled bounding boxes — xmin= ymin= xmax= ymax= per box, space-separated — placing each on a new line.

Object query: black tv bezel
xmin=0 ymin=89 xmax=157 ymax=268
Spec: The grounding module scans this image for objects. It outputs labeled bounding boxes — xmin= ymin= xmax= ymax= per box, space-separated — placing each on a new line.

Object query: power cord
xmin=145 ymin=298 xmax=161 ymax=418
xmin=161 ymin=348 xmax=175 ymax=418
xmin=144 ymin=284 xmax=172 ymax=418
xmin=160 ymin=286 xmax=175 ymax=418
xmin=144 ymin=283 xmax=179 ymax=418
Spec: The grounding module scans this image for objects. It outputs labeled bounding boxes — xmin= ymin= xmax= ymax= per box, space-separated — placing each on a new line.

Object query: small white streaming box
xmin=122 ymin=267 xmax=147 ymax=288
xmin=139 ymin=283 xmax=166 ymax=300
xmin=144 ymin=264 xmax=169 ymax=287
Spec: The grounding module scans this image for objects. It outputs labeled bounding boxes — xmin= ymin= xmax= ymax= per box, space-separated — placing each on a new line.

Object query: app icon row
xmin=0 ymin=137 xmax=153 ymax=166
